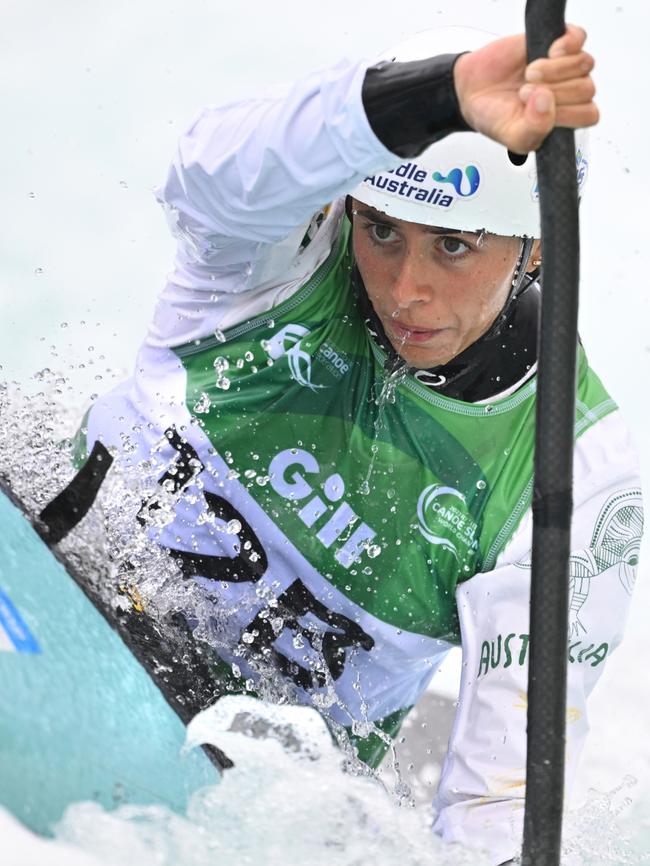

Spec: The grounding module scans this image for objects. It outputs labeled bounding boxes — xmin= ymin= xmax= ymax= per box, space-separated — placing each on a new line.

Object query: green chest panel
xmin=175 ymin=226 xmax=614 ymax=640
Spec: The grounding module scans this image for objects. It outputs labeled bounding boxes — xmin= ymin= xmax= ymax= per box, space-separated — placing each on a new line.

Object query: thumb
xmin=522 ymin=86 xmax=557 ymax=150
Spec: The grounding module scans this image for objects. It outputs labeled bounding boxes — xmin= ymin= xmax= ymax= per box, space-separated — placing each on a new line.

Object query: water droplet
xmin=366 ymin=544 xmax=381 ymax=559
xmin=193 ymin=392 xmax=211 ymax=414
xmin=476 ymin=479 xmax=486 ymax=490
xmin=226 ymin=519 xmax=242 ymax=534
xmin=34 ymin=267 xmax=44 ymax=276
xmin=216 ymin=377 xmax=230 ymax=390
xmin=119 ymin=180 xmax=128 ymax=189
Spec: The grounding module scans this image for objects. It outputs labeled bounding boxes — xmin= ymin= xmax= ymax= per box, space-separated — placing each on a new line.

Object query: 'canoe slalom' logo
xmin=363 ymin=160 xmax=481 ymax=210
xmin=417 ymin=483 xmax=479 ymax=561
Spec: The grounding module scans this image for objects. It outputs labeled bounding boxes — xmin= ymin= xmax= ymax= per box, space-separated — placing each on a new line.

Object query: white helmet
xmin=351 ymin=26 xmax=589 ymax=238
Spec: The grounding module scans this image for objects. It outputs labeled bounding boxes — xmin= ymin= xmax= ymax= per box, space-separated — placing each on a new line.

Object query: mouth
xmin=387 ymin=320 xmax=447 ymax=344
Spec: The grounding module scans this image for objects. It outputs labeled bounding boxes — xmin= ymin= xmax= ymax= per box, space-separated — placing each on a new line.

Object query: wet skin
xmin=351 ymin=200 xmax=541 ymax=369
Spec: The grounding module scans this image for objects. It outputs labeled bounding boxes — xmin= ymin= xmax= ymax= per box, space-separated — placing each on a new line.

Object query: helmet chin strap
xmin=488 ymin=236 xmax=536 ymax=337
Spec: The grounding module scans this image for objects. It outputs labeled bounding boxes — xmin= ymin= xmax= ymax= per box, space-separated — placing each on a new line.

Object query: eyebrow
xmin=353 ymin=206 xmax=463 ymax=236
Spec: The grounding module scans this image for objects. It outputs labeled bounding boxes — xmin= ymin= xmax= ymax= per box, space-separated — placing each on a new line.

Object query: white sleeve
xmin=432 ymin=410 xmax=644 ymax=866
xmin=155 ymin=58 xmax=400 ymax=294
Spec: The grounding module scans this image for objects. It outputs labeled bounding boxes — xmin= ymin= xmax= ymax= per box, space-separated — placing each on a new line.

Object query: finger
xmin=548 ymin=24 xmax=587 ymax=58
xmin=526 ymin=52 xmax=595 ymax=85
xmin=515 ymin=87 xmax=557 ymax=152
xmin=555 ymin=103 xmax=600 ymax=129
xmin=519 ymin=76 xmax=596 ymax=107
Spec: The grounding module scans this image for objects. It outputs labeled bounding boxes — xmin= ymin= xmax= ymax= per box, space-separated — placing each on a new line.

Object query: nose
xmin=391 ymin=248 xmax=433 ymax=310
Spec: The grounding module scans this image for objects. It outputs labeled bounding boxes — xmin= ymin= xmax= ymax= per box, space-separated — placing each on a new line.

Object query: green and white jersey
xmin=82 ymin=59 xmax=643 ymax=865
xmin=84 ymin=213 xmax=640 ymax=812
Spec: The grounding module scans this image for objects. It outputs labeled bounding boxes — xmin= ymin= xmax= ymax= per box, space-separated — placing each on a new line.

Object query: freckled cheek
xmin=477 ymin=266 xmax=511 ymax=308
xmin=353 ymin=244 xmax=373 ymax=283
xmin=355 ymin=253 xmax=395 ymax=306
xmin=449 ymin=274 xmax=503 ymax=333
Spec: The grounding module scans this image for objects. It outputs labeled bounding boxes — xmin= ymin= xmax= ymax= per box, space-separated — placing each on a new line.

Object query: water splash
xmin=556 ymin=777 xmax=649 ymax=866
xmin=359 ymin=312 xmax=409 ymax=495
xmin=44 ymin=697 xmax=490 ymax=866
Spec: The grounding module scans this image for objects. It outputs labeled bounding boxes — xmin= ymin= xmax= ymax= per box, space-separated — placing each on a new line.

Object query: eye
xmin=368 ymin=222 xmax=398 ymax=243
xmin=439 ymin=236 xmax=470 ymax=257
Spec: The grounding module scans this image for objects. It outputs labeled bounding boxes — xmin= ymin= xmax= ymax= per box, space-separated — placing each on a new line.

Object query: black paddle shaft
xmin=521 ymin=2 xmax=580 ymax=865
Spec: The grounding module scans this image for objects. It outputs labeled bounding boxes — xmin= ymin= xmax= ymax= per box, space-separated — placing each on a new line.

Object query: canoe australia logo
xmin=263 ymin=323 xmax=324 ymax=391
xmin=416 ymin=483 xmax=478 ymax=561
xmin=315 ymin=341 xmax=351 ymax=381
xmin=363 ymin=161 xmax=481 ymax=210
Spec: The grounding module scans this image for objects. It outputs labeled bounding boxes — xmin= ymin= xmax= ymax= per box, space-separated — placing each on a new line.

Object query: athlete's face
xmin=351 ymin=201 xmax=540 ymax=369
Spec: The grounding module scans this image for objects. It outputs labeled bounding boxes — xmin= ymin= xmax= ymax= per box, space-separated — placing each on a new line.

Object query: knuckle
xmin=580 ymin=52 xmax=595 ymax=71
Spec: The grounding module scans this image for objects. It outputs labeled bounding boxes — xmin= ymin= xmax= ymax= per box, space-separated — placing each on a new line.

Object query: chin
xmin=393 ymin=344 xmax=455 ymax=369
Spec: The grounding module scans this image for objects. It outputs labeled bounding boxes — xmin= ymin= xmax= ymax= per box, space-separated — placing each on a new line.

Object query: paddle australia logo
xmin=363 ymin=160 xmax=481 ymax=210
xmin=416 ymin=483 xmax=478 ymax=561
xmin=531 ymin=148 xmax=589 ymax=202
xmin=263 ymin=323 xmax=325 ymax=391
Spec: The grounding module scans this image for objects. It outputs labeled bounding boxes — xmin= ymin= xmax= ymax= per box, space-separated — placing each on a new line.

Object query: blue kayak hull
xmin=0 ymin=487 xmax=220 ymax=835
